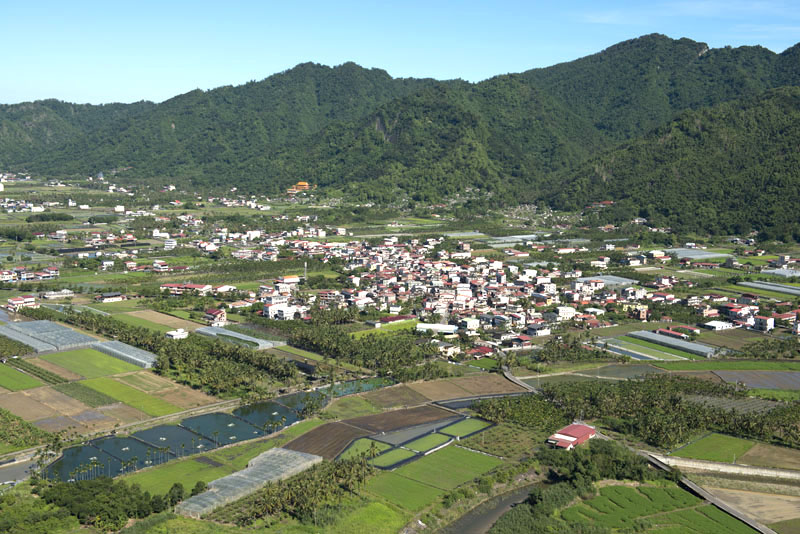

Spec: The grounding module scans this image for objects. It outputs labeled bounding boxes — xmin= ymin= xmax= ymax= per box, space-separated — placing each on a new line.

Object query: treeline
xmin=0 ymin=407 xmax=51 ymax=451
xmin=473 ymin=394 xmax=569 ymax=430
xmin=25 ymin=213 xmax=73 ymax=223
xmin=209 ymin=457 xmax=374 ymax=527
xmin=490 ymin=439 xmax=677 ymax=534
xmin=738 ymin=337 xmax=800 ymax=359
xmin=0 ymin=334 xmax=34 ymax=357
xmin=19 ymin=307 xmax=297 ymax=397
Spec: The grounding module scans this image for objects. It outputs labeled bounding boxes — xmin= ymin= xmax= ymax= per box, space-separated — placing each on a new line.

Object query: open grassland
xmin=274 ymin=345 xmax=363 ymax=372
xmin=81 ymin=378 xmax=181 ymax=417
xmin=0 ymin=363 xmax=43 ymax=391
xmin=52 ymin=382 xmax=118 ymax=407
xmin=655 ymin=360 xmax=800 ymax=371
xmin=370 ymin=447 xmax=417 ymax=467
xmin=41 ymin=348 xmax=139 ymax=378
xmin=470 ymin=358 xmax=499 ymax=370
xmin=365 ymin=471 xmax=443 ymax=512
xmin=88 ymin=300 xmax=145 ymax=313
xmin=739 ymin=442 xmax=800 ymax=471
xmin=351 ymin=320 xmax=419 ymax=338
xmin=338 ymin=438 xmax=391 ymax=460
xmin=672 ymin=433 xmax=755 ymax=463
xmin=404 ymin=432 xmax=451 ymax=452
xmin=696 ymin=329 xmax=765 ymax=350
xmin=618 ymin=335 xmax=700 ymax=359
xmin=323 ymin=395 xmax=381 ymax=420
xmin=561 ymin=485 xmax=755 ymax=533
xmin=440 ymin=418 xmax=491 ymax=437
xmin=113 ymin=313 xmax=173 ymax=333
xmin=394 ymin=445 xmax=502 ymax=490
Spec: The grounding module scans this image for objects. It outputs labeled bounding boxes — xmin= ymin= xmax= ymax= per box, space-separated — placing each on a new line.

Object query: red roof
xmin=557 ymin=424 xmax=596 ymax=440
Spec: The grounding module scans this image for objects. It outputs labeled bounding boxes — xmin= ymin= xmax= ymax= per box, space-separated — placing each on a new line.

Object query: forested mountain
xmin=551 ymin=86 xmax=800 ymax=239
xmin=1 ymin=34 xmax=800 ymax=233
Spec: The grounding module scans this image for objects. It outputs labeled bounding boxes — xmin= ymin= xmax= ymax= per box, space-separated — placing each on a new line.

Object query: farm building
xmin=546 ymin=423 xmax=596 ymax=450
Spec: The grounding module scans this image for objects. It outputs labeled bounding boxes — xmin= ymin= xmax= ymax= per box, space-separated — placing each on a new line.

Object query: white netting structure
xmin=4 ymin=320 xmax=96 ymax=351
xmin=93 ymin=340 xmax=157 ymax=368
xmin=195 ymin=326 xmax=282 ymax=350
xmin=176 ymin=448 xmax=322 ymax=518
xmin=0 ymin=325 xmax=57 ymax=352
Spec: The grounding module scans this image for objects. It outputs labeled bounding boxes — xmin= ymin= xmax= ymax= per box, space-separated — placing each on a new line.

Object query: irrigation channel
xmin=438 ymin=483 xmax=539 ymax=534
xmin=43 ymin=377 xmax=392 ymax=481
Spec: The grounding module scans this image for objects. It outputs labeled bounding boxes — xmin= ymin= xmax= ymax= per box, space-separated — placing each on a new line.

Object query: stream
xmin=437 ymin=483 xmax=537 ymax=534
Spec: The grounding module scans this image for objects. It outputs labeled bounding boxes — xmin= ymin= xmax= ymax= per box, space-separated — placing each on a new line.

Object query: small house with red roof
xmin=546 ymin=423 xmax=596 ymax=450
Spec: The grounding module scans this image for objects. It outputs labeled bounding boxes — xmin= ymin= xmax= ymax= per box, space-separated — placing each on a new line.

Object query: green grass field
xmin=81 ymin=377 xmax=181 ymax=416
xmin=770 ymin=517 xmax=800 ymax=534
xmin=560 ymin=484 xmax=753 ymax=533
xmin=618 ymin=336 xmax=702 ymax=359
xmin=404 ymin=433 xmax=451 ymax=453
xmin=671 ymin=433 xmax=755 ymax=463
xmin=722 ymin=284 xmax=796 ymax=300
xmin=366 ymin=471 xmax=443 ymax=512
xmin=654 ymin=360 xmax=800 ymax=371
xmin=41 ymin=348 xmax=139 ymax=378
xmin=276 ymin=345 xmax=363 ymax=372
xmin=470 ymin=358 xmax=499 ymax=370
xmin=0 ymin=363 xmax=43 ymax=391
xmin=53 ymin=382 xmax=118 ymax=407
xmin=592 ymin=322 xmax=677 ymax=337
xmin=749 ymin=389 xmax=800 ymax=402
xmin=88 ymin=300 xmax=144 ymax=313
xmin=370 ymin=448 xmax=417 ymax=467
xmin=323 ymin=396 xmax=381 ymax=420
xmin=607 ymin=339 xmax=687 ymax=360
xmin=351 ymin=320 xmax=419 ymax=339
xmin=339 ymin=438 xmax=392 ymax=460
xmin=440 ymin=418 xmax=492 ymax=437
xmin=395 ymin=445 xmax=503 ymax=490
xmin=113 ymin=313 xmax=173 ymax=333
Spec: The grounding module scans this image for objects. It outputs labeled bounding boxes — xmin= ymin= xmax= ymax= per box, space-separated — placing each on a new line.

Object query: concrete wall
xmin=651 ymin=454 xmax=800 ymax=482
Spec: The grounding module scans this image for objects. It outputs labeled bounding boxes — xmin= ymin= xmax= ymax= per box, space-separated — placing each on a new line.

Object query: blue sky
xmin=2 ymin=0 xmax=798 ymax=104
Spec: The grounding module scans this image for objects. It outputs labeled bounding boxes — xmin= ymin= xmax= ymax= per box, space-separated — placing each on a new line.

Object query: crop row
xmin=8 ymin=360 xmax=67 ymax=385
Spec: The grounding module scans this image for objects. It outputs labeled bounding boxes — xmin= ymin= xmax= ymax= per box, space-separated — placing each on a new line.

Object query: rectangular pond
xmin=181 ymin=413 xmax=263 ymax=446
xmin=92 ymin=436 xmax=173 ymax=470
xmin=133 ymin=424 xmax=217 ymax=456
xmin=45 ymin=445 xmax=122 ymax=482
xmin=233 ymin=401 xmax=299 ymax=431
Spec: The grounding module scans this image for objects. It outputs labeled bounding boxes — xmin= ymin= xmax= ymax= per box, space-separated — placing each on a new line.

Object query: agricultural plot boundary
xmin=196 ymin=326 xmax=282 ymax=350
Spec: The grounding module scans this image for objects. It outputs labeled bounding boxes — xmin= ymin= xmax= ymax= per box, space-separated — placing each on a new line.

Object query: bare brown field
xmin=407 ymin=379 xmax=472 ymax=401
xmin=0 ymin=391 xmax=58 ymax=420
xmin=449 ymin=374 xmax=527 ymax=395
xmin=362 ymin=384 xmax=430 ymax=409
xmin=0 ymin=386 xmax=8 ymax=394
xmin=740 ymin=443 xmax=800 ymax=471
xmin=27 ymin=358 xmax=82 ymax=380
xmin=127 ymin=310 xmax=200 ymax=332
xmin=25 ymin=387 xmax=87 ymax=416
xmin=348 ymin=405 xmax=455 ymax=434
xmin=71 ymin=409 xmax=117 ymax=432
xmin=156 ymin=387 xmax=216 ymax=410
xmin=34 ymin=416 xmax=82 ymax=433
xmin=707 ymin=487 xmax=800 ymax=523
xmin=97 ymin=403 xmax=150 ymax=424
xmin=283 ymin=422 xmax=368 ymax=460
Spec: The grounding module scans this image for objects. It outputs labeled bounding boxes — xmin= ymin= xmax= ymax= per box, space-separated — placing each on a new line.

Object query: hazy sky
xmin=2 ymin=0 xmax=798 ymax=104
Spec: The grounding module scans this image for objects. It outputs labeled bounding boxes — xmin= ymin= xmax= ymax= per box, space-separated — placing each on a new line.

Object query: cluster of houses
xmin=0 ymin=266 xmax=59 ymax=282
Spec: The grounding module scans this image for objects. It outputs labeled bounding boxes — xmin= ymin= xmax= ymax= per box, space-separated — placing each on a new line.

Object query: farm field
xmin=440 ymin=418 xmax=491 ymax=437
xmin=370 ymin=448 xmax=417 ymax=467
xmin=351 ymin=319 xmax=418 ymax=338
xmin=591 ymin=321 xmax=677 ymax=337
xmin=448 ymin=373 xmax=527 ymax=395
xmin=470 ymin=358 xmax=499 ymax=370
xmin=338 ymin=438 xmax=391 ymax=460
xmin=771 ymin=517 xmax=800 ymax=534
xmin=362 ymin=384 xmax=430 ymax=409
xmin=461 ymin=423 xmax=548 ymax=459
xmin=721 ymin=284 xmax=795 ymax=300
xmin=284 ymin=421 xmax=369 ymax=460
xmin=112 ymin=313 xmax=173 ymax=333
xmin=561 ymin=484 xmax=755 ymax=533
xmin=672 ymin=433 xmax=755 ymax=463
xmin=407 ymin=379 xmax=472 ymax=400
xmin=656 ymin=360 xmax=800 ymax=371
xmin=715 ymin=370 xmax=800 ymax=390
xmin=273 ymin=345 xmax=363 ymax=372
xmin=0 ymin=363 xmax=43 ymax=391
xmin=348 ymin=405 xmax=456 ymax=434
xmin=81 ymin=377 xmax=181 ymax=417
xmin=52 ymin=382 xmax=117 ymax=408
xmin=394 ymin=445 xmax=503 ymax=490
xmin=704 ymin=488 xmax=800 ymax=525
xmin=739 ymin=442 xmax=800 ymax=471
xmin=365 ymin=471 xmax=443 ymax=512
xmin=323 ymin=395 xmax=381 ymax=420
xmin=125 ymin=310 xmax=201 ymax=332
xmin=27 ymin=358 xmax=82 ymax=380
xmin=696 ymin=329 xmax=765 ymax=350
xmin=404 ymin=432 xmax=451 ymax=452
xmin=88 ymin=300 xmax=145 ymax=313
xmin=618 ymin=335 xmax=700 ymax=359
xmin=41 ymin=348 xmax=139 ymax=378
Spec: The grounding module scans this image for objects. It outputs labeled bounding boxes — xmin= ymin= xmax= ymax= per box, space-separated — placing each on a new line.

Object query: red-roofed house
xmin=546 ymin=423 xmax=596 ymax=450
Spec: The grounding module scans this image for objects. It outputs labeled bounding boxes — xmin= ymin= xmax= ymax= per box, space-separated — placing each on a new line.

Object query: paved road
xmin=0 ymin=460 xmax=36 ymax=484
